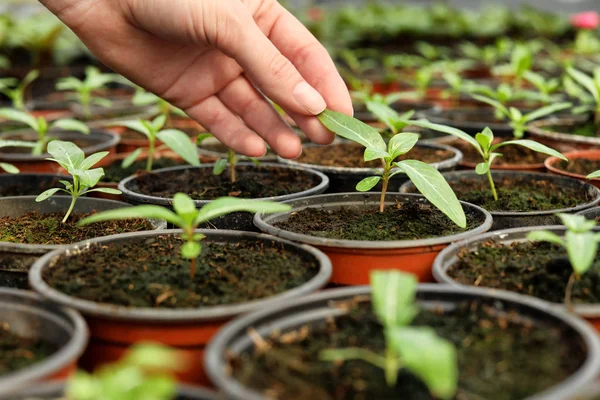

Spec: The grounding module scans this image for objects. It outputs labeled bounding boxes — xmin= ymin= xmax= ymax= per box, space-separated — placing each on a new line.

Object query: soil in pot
xmin=42 ymin=235 xmax=319 ymax=308
xmin=135 ymin=166 xmax=320 ymax=200
xmin=274 ymin=201 xmax=484 ymax=241
xmin=449 ymin=241 xmax=600 ymax=305
xmin=451 ymin=139 xmax=547 ymax=167
xmin=101 ymin=157 xmax=185 ymax=183
xmin=295 ymin=142 xmax=453 ymax=168
xmin=552 ymin=158 xmax=600 ymax=176
xmin=229 ymin=298 xmax=585 ymax=400
xmin=0 ymin=324 xmax=58 ymax=376
xmin=0 ymin=212 xmax=153 ymax=245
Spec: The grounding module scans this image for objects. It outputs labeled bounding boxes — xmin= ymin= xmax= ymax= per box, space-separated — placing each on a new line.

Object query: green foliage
xmin=523 ymin=71 xmax=562 ymax=104
xmin=196 ymin=134 xmax=259 ymax=184
xmin=365 ymin=100 xmax=414 ymax=135
xmin=131 ymin=87 xmax=187 ymax=119
xmin=0 ymin=139 xmax=36 ymax=173
xmin=0 ymin=69 xmax=38 ymax=110
xmin=566 ymin=67 xmax=600 ymax=123
xmin=36 ymin=140 xmax=119 ymax=223
xmin=321 ymin=271 xmax=457 ymax=399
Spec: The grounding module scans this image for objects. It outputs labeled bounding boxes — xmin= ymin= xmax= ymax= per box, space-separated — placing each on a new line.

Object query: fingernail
xmin=293 ymin=82 xmax=327 ymax=115
xmin=292 ymin=145 xmax=303 ymax=160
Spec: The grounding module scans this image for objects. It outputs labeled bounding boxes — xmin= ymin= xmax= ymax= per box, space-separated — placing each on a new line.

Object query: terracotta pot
xmin=545 ymin=149 xmax=600 ymax=188
xmin=432 ymin=225 xmax=600 ymax=333
xmin=0 ymin=129 xmax=119 ymax=173
xmin=528 ymin=117 xmax=600 ymax=153
xmin=0 ymin=288 xmax=88 ymax=397
xmin=28 ymin=229 xmax=332 ymax=386
xmin=254 ymin=192 xmax=492 ymax=285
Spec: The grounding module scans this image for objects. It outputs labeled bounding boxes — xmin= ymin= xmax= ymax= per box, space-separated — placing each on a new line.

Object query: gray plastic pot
xmin=578 ymin=206 xmax=600 ymax=220
xmin=0 ymin=288 xmax=88 ymax=398
xmin=0 ymin=173 xmax=70 ymax=197
xmin=0 ymin=196 xmax=166 ymax=289
xmin=400 ymin=170 xmax=600 ymax=231
xmin=432 ymin=226 xmax=600 ymax=331
xmin=254 ymin=192 xmax=492 ymax=284
xmin=28 ymin=229 xmax=331 ymax=386
xmin=204 ymin=284 xmax=600 ymax=400
xmin=0 ymin=381 xmax=219 ymax=400
xmin=278 ymin=142 xmax=462 ymax=194
xmin=119 ymin=162 xmax=329 ymax=231
xmin=528 ymin=117 xmax=600 ymax=151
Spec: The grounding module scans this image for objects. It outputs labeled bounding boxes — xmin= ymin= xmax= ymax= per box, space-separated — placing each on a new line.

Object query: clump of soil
xmin=43 ymin=235 xmax=319 ymax=308
xmin=554 ymin=158 xmax=600 ymax=177
xmin=134 ymin=165 xmax=319 ymax=200
xmin=101 ymin=157 xmax=185 ymax=183
xmin=0 ymin=324 xmax=58 ymax=376
xmin=296 ymin=142 xmax=454 ymax=168
xmin=230 ymin=300 xmax=585 ymax=400
xmin=451 ymin=139 xmax=547 ymax=167
xmin=449 ymin=240 xmax=600 ymax=304
xmin=0 ymin=212 xmax=153 ymax=245
xmin=274 ymin=201 xmax=483 ymax=241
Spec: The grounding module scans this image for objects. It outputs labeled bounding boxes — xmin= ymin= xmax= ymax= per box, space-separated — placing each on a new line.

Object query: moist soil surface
xmin=274 ymin=201 xmax=483 ymax=241
xmin=295 ymin=142 xmax=454 ymax=169
xmin=0 ymin=178 xmax=65 ymax=197
xmin=544 ymin=122 xmax=599 ymax=138
xmin=134 ymin=165 xmax=320 ymax=200
xmin=449 ymin=241 xmax=600 ymax=304
xmin=101 ymin=157 xmax=185 ymax=183
xmin=0 ymin=324 xmax=57 ymax=376
xmin=451 ymin=139 xmax=547 ymax=167
xmin=43 ymin=235 xmax=319 ymax=308
xmin=230 ymin=299 xmax=585 ymax=400
xmin=0 ymin=212 xmax=153 ymax=245
xmin=553 ymin=158 xmax=600 ymax=177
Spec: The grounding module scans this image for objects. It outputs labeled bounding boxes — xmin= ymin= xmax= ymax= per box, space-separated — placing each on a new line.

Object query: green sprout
xmin=0 ymin=69 xmax=39 ymax=110
xmin=523 ymin=71 xmax=562 ymax=104
xmin=318 ymin=110 xmax=466 ymax=227
xmin=365 ymin=100 xmax=415 ymax=136
xmin=196 ymin=134 xmax=259 ymax=184
xmin=131 ymin=87 xmax=188 ymax=122
xmin=458 ymin=41 xmax=501 ymax=68
xmin=5 ymin=14 xmax=64 ymax=66
xmin=0 ymin=108 xmax=89 ymax=155
xmin=565 ymin=67 xmax=600 ymax=126
xmin=527 ymin=214 xmax=600 ymax=310
xmin=321 ymin=270 xmax=457 ymax=399
xmin=79 ymin=194 xmax=290 ymax=278
xmin=409 ymin=120 xmax=567 ymax=201
xmin=36 ymin=141 xmax=120 ymax=223
xmin=0 ymin=139 xmax=36 ymax=173
xmin=115 ymin=115 xmax=200 ymax=172
xmin=491 ymin=43 xmax=533 ymax=87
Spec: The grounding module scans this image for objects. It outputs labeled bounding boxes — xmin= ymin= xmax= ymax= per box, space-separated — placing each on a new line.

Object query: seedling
xmin=131 ymin=87 xmax=187 ymax=122
xmin=565 ymin=67 xmax=600 ymax=125
xmin=318 ymin=109 xmax=466 ymax=227
xmin=365 ymin=100 xmax=415 ymax=136
xmin=321 ymin=270 xmax=457 ymax=399
xmin=0 ymin=108 xmax=89 ymax=155
xmin=412 ymin=66 xmax=434 ymax=98
xmin=56 ymin=66 xmax=121 ymax=119
xmin=470 ymin=94 xmax=572 ymax=138
xmin=523 ymin=71 xmax=562 ymax=104
xmin=527 ymin=213 xmax=600 ymax=310
xmin=0 ymin=139 xmax=36 ymax=173
xmin=0 ymin=70 xmax=39 ymax=110
xmin=79 ymin=194 xmax=290 ymax=278
xmin=67 ymin=343 xmax=182 ymax=400
xmin=491 ymin=43 xmax=533 ymax=87
xmin=5 ymin=14 xmax=64 ymax=66
xmin=458 ymin=41 xmax=501 ymax=68
xmin=196 ymin=134 xmax=259 ymax=184
xmin=36 ymin=141 xmax=120 ymax=223
xmin=409 ymin=120 xmax=567 ymax=201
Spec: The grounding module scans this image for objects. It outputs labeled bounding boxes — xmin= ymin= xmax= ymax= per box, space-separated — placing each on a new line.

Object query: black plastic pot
xmin=353 ymin=101 xmax=436 ymax=123
xmin=204 ymin=284 xmax=600 ymax=400
xmin=0 ymin=196 xmax=166 ymax=289
xmin=278 ymin=142 xmax=462 ymax=194
xmin=400 ymin=171 xmax=600 ymax=230
xmin=577 ymin=206 xmax=600 ymax=220
xmin=0 ymin=173 xmax=70 ymax=197
xmin=119 ymin=163 xmax=329 ymax=231
xmin=0 ymin=288 xmax=88 ymax=397
xmin=421 ymin=107 xmax=516 ymax=136
xmin=528 ymin=117 xmax=600 ymax=152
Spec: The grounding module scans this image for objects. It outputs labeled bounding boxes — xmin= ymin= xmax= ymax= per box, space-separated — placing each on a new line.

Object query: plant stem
xmin=231 ymin=163 xmax=236 ymax=183
xmin=62 ymin=176 xmax=80 ymax=223
xmin=228 ymin=149 xmax=236 ymax=183
xmin=486 ymin=169 xmax=498 ymax=201
xmin=63 ymin=194 xmax=77 ymax=223
xmin=380 ymin=178 xmax=389 ymax=213
xmin=81 ymin=91 xmax=91 ymax=120
xmin=565 ymin=272 xmax=577 ymax=312
xmin=384 ymin=346 xmax=399 ymax=387
xmin=146 ymin=137 xmax=155 ymax=171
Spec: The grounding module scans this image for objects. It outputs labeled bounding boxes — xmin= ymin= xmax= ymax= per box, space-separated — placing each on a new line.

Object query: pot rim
xmin=545 ymin=149 xmax=600 ymax=182
xmin=28 ymin=229 xmax=332 ymax=323
xmin=400 ymin=170 xmax=600 ymax=217
xmin=528 ymin=117 xmax=599 ymax=146
xmin=118 ymin=162 xmax=330 ymax=206
xmin=0 ymin=288 xmax=89 ymax=397
xmin=253 ymin=192 xmax=493 ymax=249
xmin=204 ymin=283 xmax=600 ymax=400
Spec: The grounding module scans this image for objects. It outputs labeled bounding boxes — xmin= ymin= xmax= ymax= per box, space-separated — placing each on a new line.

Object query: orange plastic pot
xmin=254 ymin=192 xmax=493 ymax=285
xmin=545 ymin=149 xmax=600 ymax=188
xmin=29 ymin=230 xmax=332 ymax=386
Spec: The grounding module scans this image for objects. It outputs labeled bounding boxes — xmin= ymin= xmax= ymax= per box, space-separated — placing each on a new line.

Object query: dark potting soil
xmin=43 ymin=235 xmax=318 ymax=308
xmin=0 ymin=324 xmax=57 ymax=376
xmin=451 ymin=139 xmax=547 ymax=166
xmin=274 ymin=201 xmax=483 ymax=241
xmin=449 ymin=241 xmax=600 ymax=304
xmin=296 ymin=142 xmax=453 ymax=169
xmin=554 ymin=158 xmax=600 ymax=177
xmin=0 ymin=178 xmax=64 ymax=197
xmin=544 ymin=122 xmax=599 ymax=138
xmin=134 ymin=165 xmax=320 ymax=200
xmin=0 ymin=212 xmax=153 ymax=245
xmin=101 ymin=157 xmax=185 ymax=183
xmin=230 ymin=300 xmax=585 ymax=400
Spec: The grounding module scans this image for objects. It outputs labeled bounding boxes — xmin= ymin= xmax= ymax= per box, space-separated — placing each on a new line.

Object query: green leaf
xmin=370 ymin=271 xmax=418 ymax=327
xmin=0 ymin=162 xmax=19 ymax=173
xmin=356 ymin=176 xmax=381 ymax=192
xmin=78 ymin=205 xmax=182 ymax=227
xmin=509 ymin=107 xmax=523 ymax=122
xmin=181 ymin=241 xmax=201 ymax=259
xmin=91 ymin=97 xmax=113 ymax=108
xmin=172 ymin=193 xmax=198 ymax=222
xmin=524 ymin=102 xmax=572 ymax=123
xmin=194 ymin=197 xmax=291 ymax=226
xmin=318 ymin=109 xmax=386 ymax=152
xmin=557 ymin=213 xmax=597 ymax=233
xmin=395 ymin=160 xmax=466 ymax=228
xmin=196 ymin=133 xmax=214 ymax=147
xmin=408 ymin=119 xmax=481 ymax=154
xmin=389 ymin=132 xmax=419 ymax=159
xmin=587 ymin=170 xmax=600 ymax=180
xmin=364 ymin=148 xmax=389 ymax=162
xmin=0 ymin=140 xmax=36 ymax=149
xmin=152 ymin=114 xmax=167 ymax=132
xmin=36 ymin=188 xmax=61 ymax=202
xmin=366 ymin=101 xmax=402 ymax=133
xmin=20 ymin=69 xmax=39 ymax=90
xmin=79 ymin=151 xmax=109 ymax=170
xmin=566 ymin=231 xmax=597 ymax=275
xmin=475 ymin=162 xmax=489 ymax=175
xmin=87 ymin=188 xmax=122 ymax=195
xmin=113 ymin=120 xmax=151 ymax=137
xmin=567 ymin=67 xmax=599 ymax=103
xmin=132 ymin=89 xmax=160 ymax=106
xmin=475 ymin=129 xmax=493 ymax=151
xmin=0 ymin=108 xmax=39 ymax=131
xmin=388 ymin=327 xmax=457 ymax=400
xmin=492 ymin=140 xmax=566 ymax=161
xmin=156 ymin=129 xmax=200 ymax=166
xmin=213 ymin=159 xmax=227 ymax=175
xmin=56 ymin=76 xmax=83 ymax=91
xmin=471 ymin=94 xmax=510 ymax=117
xmin=74 ymin=167 xmax=104 ymax=188
xmin=527 ymin=230 xmax=564 ymax=246
xmin=46 ymin=140 xmax=85 ymax=171
xmin=122 ymin=148 xmax=143 ymax=168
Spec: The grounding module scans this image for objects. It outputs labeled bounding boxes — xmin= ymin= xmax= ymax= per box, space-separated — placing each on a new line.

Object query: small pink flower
xmin=571 ymin=11 xmax=600 ymax=30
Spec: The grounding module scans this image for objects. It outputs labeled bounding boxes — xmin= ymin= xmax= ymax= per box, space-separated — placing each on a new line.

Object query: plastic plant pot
xmin=545 ymin=149 xmax=600 ymax=188
xmin=0 ymin=173 xmax=70 ymax=198
xmin=28 ymin=229 xmax=332 ymax=386
xmin=254 ymin=192 xmax=492 ymax=284
xmin=0 ymin=288 xmax=88 ymax=398
xmin=577 ymin=206 xmax=600 ymax=221
xmin=528 ymin=117 xmax=600 ymax=153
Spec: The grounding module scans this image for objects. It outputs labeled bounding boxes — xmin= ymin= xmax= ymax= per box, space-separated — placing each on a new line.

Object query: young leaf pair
xmin=36 ymin=141 xmax=121 ymax=223
xmin=321 ymin=271 xmax=457 ymax=399
xmin=0 ymin=69 xmax=38 ymax=110
xmin=196 ymin=133 xmax=259 ymax=183
xmin=318 ymin=109 xmax=466 ymax=228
